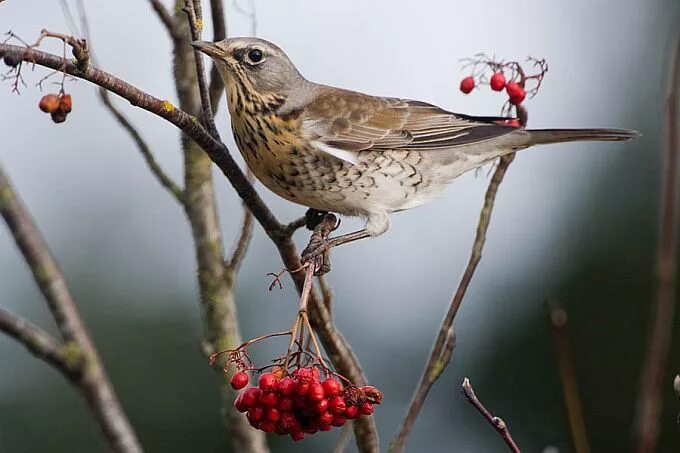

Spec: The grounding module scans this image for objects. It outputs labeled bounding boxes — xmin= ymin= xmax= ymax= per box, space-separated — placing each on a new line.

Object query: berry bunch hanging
xmin=211 ymin=263 xmax=382 ymax=442
xmin=458 ymin=54 xmax=548 ymax=115
xmin=39 ymin=92 xmax=72 ymax=123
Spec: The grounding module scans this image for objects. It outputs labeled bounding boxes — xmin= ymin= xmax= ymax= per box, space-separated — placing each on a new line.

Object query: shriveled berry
xmin=277 ymin=377 xmax=296 ymax=396
xmin=345 ymin=405 xmax=359 ymax=419
xmin=58 ymin=94 xmax=72 ymax=114
xmin=247 ymin=406 xmax=265 ymax=423
xmin=360 ymin=402 xmax=374 ymax=416
xmin=259 ymin=373 xmax=278 ymax=392
xmin=293 ymin=367 xmax=312 ymax=382
xmin=3 ymin=53 xmax=21 ymax=67
xmin=241 ymin=387 xmax=261 ymax=408
xmin=322 ymin=378 xmax=342 ymax=396
xmin=460 ymin=76 xmax=475 ymax=94
xmin=39 ymin=94 xmax=60 ymax=113
xmin=260 ymin=421 xmax=276 ymax=433
xmin=315 ymin=398 xmax=329 ymax=413
xmin=290 ymin=430 xmax=305 ymax=441
xmin=51 ymin=110 xmax=68 ymax=123
xmin=265 ymin=407 xmax=280 ymax=422
xmin=329 ymin=396 xmax=347 ymax=415
xmin=509 ymin=88 xmax=526 ymax=105
xmin=307 ymin=382 xmax=325 ymax=401
xmin=231 ymin=371 xmax=249 ymax=390
xmin=278 ymin=397 xmax=294 ymax=412
xmin=361 ymin=385 xmax=383 ymax=404
xmin=490 ymin=72 xmax=506 ymax=91
xmin=260 ymin=392 xmax=278 ymax=407
xmin=332 ymin=415 xmax=346 ymax=427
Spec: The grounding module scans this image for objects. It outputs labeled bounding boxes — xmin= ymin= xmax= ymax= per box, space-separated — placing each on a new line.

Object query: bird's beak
xmin=191 ymin=40 xmax=224 ymax=59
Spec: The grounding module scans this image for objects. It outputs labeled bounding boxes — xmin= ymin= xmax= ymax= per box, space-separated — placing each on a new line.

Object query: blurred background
xmin=1 ymin=0 xmax=679 ymax=451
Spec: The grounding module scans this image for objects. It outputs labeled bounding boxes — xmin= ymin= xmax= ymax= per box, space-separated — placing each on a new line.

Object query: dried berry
xmin=39 ymin=94 xmax=60 ymax=113
xmin=59 ymin=94 xmax=72 ymax=114
xmin=50 ymin=110 xmax=68 ymax=124
xmin=3 ymin=53 xmax=21 ymax=67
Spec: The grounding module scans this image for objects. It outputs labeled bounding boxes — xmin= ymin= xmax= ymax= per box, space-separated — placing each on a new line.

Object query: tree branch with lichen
xmin=0 ymin=164 xmax=142 ymax=453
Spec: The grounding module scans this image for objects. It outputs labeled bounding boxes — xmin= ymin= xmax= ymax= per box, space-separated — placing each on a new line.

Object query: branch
xmin=226 ymin=190 xmax=254 ymax=272
xmin=0 ymin=307 xmax=74 ymax=376
xmin=147 ymin=0 xmax=181 ymax=41
xmin=208 ymin=0 xmax=226 ymax=110
xmin=461 ymin=378 xmax=521 ymax=453
xmin=0 ymin=164 xmax=141 ymax=453
xmin=184 ymin=0 xmax=220 ymax=139
xmin=545 ymin=300 xmax=590 ymax=453
xmin=391 ymin=152 xmax=516 ymax=452
xmin=635 ymin=27 xmax=680 ymax=453
xmin=98 ymin=87 xmax=185 ymax=203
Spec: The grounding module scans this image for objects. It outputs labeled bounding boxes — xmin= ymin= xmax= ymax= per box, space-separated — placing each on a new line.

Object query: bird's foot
xmin=301 ymin=213 xmax=340 ymax=276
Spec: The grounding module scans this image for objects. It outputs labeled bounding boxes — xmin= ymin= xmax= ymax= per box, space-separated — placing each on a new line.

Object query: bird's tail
xmin=524 ymin=128 xmax=641 ymax=145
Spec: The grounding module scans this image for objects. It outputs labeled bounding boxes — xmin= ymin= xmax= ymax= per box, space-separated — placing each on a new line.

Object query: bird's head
xmin=191 ymin=37 xmax=304 ymax=99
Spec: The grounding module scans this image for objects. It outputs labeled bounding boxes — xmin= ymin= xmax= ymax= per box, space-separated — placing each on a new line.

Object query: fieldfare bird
xmin=192 ymin=37 xmax=638 ymax=256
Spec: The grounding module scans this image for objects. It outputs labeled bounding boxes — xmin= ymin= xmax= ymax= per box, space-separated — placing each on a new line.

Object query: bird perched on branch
xmin=192 ymin=37 xmax=638 ymax=259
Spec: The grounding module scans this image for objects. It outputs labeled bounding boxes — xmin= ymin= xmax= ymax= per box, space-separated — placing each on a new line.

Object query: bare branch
xmin=461 ymin=378 xmax=521 ymax=453
xmin=0 ymin=307 xmax=74 ymax=376
xmin=635 ymin=27 xmax=680 ymax=453
xmin=545 ymin=300 xmax=590 ymax=453
xmin=208 ymin=0 xmax=226 ymax=111
xmin=147 ymin=0 xmax=181 ymax=41
xmin=98 ymin=87 xmax=185 ymax=203
xmin=0 ymin=164 xmax=141 ymax=453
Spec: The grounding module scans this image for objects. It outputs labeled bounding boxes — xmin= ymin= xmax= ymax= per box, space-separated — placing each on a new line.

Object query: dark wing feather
xmin=301 ymin=88 xmax=517 ymax=160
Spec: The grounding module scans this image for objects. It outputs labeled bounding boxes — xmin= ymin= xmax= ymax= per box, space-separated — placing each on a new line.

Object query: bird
xmin=192 ymin=37 xmax=639 ymax=258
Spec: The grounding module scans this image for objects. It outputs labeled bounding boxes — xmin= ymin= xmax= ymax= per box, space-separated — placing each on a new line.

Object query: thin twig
xmin=147 ymin=0 xmax=181 ymax=41
xmin=226 ymin=170 xmax=254 ymax=272
xmin=545 ymin=300 xmax=590 ymax=453
xmin=635 ymin=28 xmax=680 ymax=453
xmin=461 ymin=378 xmax=521 ymax=453
xmin=184 ymin=0 xmax=221 ymax=139
xmin=208 ymin=0 xmax=226 ymax=110
xmin=0 ymin=165 xmax=141 ymax=453
xmin=318 ymin=274 xmax=333 ymax=312
xmin=98 ymin=87 xmax=185 ymax=203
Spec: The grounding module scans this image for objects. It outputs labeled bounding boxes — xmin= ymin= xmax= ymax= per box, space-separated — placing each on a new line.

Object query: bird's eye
xmin=247 ymin=48 xmax=264 ymax=64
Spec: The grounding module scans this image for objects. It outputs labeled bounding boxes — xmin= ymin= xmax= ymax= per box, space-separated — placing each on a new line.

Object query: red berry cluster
xmin=38 ymin=93 xmax=72 ymax=123
xmin=230 ymin=367 xmax=382 ymax=441
xmin=460 ymin=72 xmax=526 ymax=106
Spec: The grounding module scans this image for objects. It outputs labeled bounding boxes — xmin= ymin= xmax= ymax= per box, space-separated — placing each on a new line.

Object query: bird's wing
xmin=301 ymin=88 xmax=518 ymax=164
